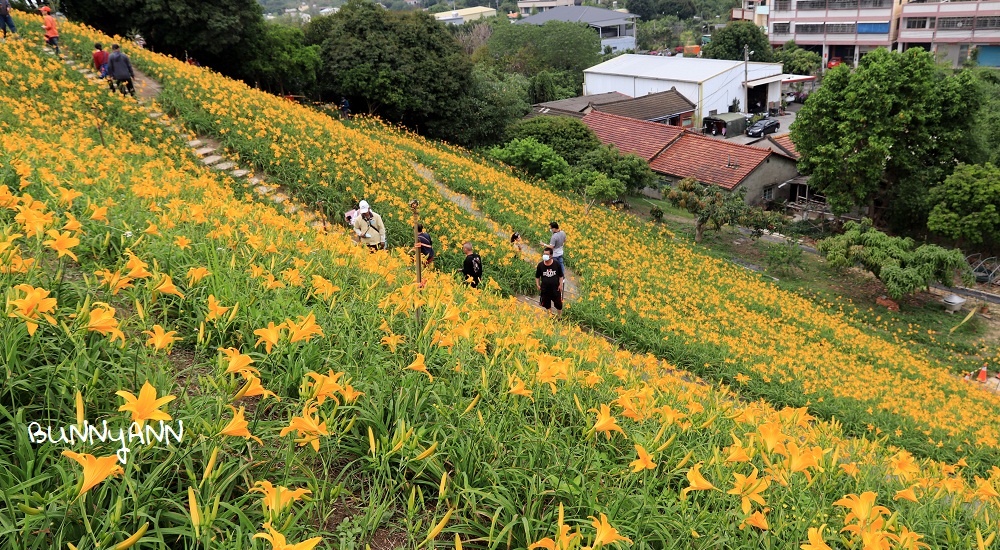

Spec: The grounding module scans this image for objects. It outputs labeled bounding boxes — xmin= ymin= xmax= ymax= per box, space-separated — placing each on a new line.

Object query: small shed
xmin=702 ymin=112 xmax=746 ymax=137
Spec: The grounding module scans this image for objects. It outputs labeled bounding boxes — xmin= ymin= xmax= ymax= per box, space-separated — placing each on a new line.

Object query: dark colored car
xmin=746 ymin=118 xmax=780 ymax=137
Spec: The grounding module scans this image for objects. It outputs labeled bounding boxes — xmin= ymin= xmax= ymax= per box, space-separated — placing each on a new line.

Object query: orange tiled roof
xmin=770 ymin=133 xmax=799 ymax=158
xmin=581 ymin=111 xmax=685 ymax=162
xmin=649 ymin=133 xmax=772 ymax=190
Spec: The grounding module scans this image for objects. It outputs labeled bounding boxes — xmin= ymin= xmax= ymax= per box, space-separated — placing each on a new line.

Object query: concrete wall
xmin=741 ymin=155 xmax=800 ymax=205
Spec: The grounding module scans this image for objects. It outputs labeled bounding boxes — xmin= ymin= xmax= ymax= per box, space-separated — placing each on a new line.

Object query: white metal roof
xmin=584 ymin=54 xmax=782 ymax=84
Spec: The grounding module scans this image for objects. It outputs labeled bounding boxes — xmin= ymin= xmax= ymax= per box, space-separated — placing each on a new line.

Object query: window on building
xmin=858 ymin=0 xmax=890 ymax=7
xmin=905 ymin=18 xmax=928 ymax=29
xmin=774 ymin=0 xmax=791 ymax=9
xmin=827 ymin=23 xmax=857 ymax=33
xmin=857 ymin=22 xmax=890 ymax=33
xmin=959 ymin=44 xmax=971 ymax=64
xmin=795 ymin=23 xmax=826 ymax=33
xmin=977 ymin=16 xmax=1000 ymax=29
xmin=773 ymin=22 xmax=791 ymax=33
xmin=763 ymin=186 xmax=775 ymax=201
xmin=938 ymin=17 xmax=974 ymax=30
xmin=797 ymin=0 xmax=826 ymax=9
xmin=828 ymin=0 xmax=856 ymax=10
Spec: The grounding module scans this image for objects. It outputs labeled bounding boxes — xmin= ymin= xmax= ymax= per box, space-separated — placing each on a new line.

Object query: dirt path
xmin=410 ymin=162 xmax=581 ymax=303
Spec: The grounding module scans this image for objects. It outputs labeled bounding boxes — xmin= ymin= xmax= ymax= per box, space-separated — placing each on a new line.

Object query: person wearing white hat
xmin=351 ymin=200 xmax=386 ymax=251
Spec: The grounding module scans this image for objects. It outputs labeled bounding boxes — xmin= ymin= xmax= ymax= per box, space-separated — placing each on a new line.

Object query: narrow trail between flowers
xmin=410 ymin=162 xmax=582 ymax=309
xmin=51 ymin=47 xmax=331 ymax=232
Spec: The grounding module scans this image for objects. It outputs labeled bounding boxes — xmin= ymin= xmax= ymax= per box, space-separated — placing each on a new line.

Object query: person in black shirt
xmin=416 ymin=223 xmax=434 ymax=263
xmin=462 ymin=242 xmax=482 ymax=288
xmin=535 ymin=246 xmax=564 ymax=315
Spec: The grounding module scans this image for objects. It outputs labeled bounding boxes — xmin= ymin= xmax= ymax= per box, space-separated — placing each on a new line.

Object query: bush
xmin=488 ymin=137 xmax=570 ymax=180
xmin=764 ymin=241 xmax=804 ymax=277
xmin=650 ymin=205 xmax=664 ymax=221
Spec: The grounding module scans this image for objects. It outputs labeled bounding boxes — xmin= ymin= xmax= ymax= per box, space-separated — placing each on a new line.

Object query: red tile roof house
xmin=582 ymin=111 xmax=799 ymax=205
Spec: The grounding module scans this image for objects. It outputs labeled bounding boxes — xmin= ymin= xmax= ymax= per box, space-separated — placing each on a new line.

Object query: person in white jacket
xmin=351 ymin=200 xmax=386 ymax=251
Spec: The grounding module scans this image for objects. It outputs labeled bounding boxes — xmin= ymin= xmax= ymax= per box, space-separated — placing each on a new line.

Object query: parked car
xmin=746 ymin=118 xmax=780 ymax=137
xmin=827 ymin=57 xmax=843 ymax=69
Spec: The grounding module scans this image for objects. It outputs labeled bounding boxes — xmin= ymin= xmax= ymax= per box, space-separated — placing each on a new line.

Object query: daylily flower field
xmin=2 ymin=13 xmax=1000 ymax=549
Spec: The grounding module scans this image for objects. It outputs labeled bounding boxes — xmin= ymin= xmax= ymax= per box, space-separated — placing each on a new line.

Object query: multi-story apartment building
xmin=898 ymin=0 xmax=1000 ymax=67
xmin=517 ymin=0 xmax=578 ymax=16
xmin=768 ymin=0 xmax=905 ymax=67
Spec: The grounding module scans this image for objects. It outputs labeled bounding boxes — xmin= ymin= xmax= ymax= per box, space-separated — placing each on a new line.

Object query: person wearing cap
xmin=107 ymin=44 xmax=136 ymax=98
xmin=40 ymin=6 xmax=59 ymax=55
xmin=1 ymin=0 xmax=17 ymax=41
xmin=351 ymin=200 xmax=385 ymax=251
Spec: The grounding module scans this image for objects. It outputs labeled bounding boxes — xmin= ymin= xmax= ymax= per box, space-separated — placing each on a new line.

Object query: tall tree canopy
xmin=484 ymin=20 xmax=601 ymax=77
xmin=927 ymin=163 xmax=1000 ymax=246
xmin=777 ymin=41 xmax=821 ymax=75
xmin=314 ymin=0 xmax=472 ymax=139
xmin=702 ymin=20 xmax=773 ymax=62
xmin=61 ymin=0 xmax=266 ymax=80
xmin=627 ymin=0 xmax=695 ymax=21
xmin=791 ymin=48 xmax=983 ymax=230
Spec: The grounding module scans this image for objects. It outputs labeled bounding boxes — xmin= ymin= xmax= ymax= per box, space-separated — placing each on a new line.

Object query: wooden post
xmin=91 ymin=106 xmax=105 ymax=147
xmin=409 ymin=199 xmax=422 ymax=326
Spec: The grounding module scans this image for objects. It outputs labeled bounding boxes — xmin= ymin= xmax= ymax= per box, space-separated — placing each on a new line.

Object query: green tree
xmin=315 ymin=0 xmax=472 ymax=139
xmin=245 ymin=24 xmax=321 ymax=95
xmin=489 ymin=137 xmax=571 ymax=180
xmin=702 ymin=20 xmax=773 ymax=62
xmin=927 ymin=163 xmax=1000 ymax=246
xmin=450 ymin=68 xmax=531 ymax=147
xmin=817 ymin=219 xmax=971 ymax=299
xmin=485 ymin=20 xmax=601 ymax=76
xmin=628 ymin=0 xmax=695 ymax=20
xmin=637 ymin=16 xmax=679 ymax=51
xmin=578 ymin=145 xmax=657 ymax=195
xmin=777 ymin=41 xmax=821 ymax=75
xmin=507 ymin=116 xmax=601 ymax=164
xmin=665 ymin=178 xmax=748 ymax=242
xmin=584 ymin=172 xmax=627 ymax=213
xmin=531 ymin=71 xmax=558 ymax=103
xmin=790 ymin=48 xmax=983 ymax=230
xmin=62 ymin=0 xmax=267 ymax=80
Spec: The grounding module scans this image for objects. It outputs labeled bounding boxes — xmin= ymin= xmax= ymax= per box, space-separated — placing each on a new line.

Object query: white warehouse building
xmin=582 ymin=55 xmax=785 ymax=128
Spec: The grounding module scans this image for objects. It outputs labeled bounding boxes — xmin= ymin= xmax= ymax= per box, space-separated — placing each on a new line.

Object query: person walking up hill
xmin=107 ymin=44 xmax=136 ymax=98
xmin=40 ymin=6 xmax=58 ymax=55
xmin=0 ymin=0 xmax=17 ymax=41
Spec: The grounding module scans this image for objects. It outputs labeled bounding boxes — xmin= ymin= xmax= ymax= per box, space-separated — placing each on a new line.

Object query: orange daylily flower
xmin=116 ymin=381 xmax=176 ymax=427
xmin=303 ymin=370 xmax=344 ymax=404
xmin=56 ymin=186 xmax=83 ymax=207
xmin=86 ymin=304 xmax=126 ymax=345
xmin=728 ymin=467 xmax=769 ymax=514
xmin=152 ymin=274 xmax=185 ymax=300
xmin=528 ymin=503 xmax=579 ymax=550
xmin=238 ymin=373 xmax=279 ymax=401
xmin=254 ymin=322 xmax=284 ymax=353
xmin=143 ymin=324 xmax=182 ymax=353
xmin=220 ymin=405 xmax=263 ymax=444
xmin=94 ymin=268 xmax=134 ymax=295
xmin=380 ymin=333 xmax=404 ymax=353
xmin=894 ymin=485 xmax=919 ymax=503
xmin=588 ymin=513 xmax=632 ymax=547
xmin=220 ymin=347 xmax=258 ymax=376
xmin=62 ymin=450 xmax=124 ymax=498
xmin=250 ymin=480 xmax=312 ymax=518
xmin=800 ymin=524 xmax=832 ymax=550
xmin=143 ymin=221 xmax=161 ymax=236
xmin=175 ymin=235 xmax=192 ymax=250
xmin=742 ymin=510 xmax=769 ymax=531
xmin=8 ymin=284 xmax=57 ymax=336
xmin=834 ymin=492 xmax=890 ymax=535
xmin=286 ymin=312 xmax=323 ymax=343
xmin=279 ymin=401 xmax=329 ymax=452
xmin=339 ymin=383 xmax=364 ymax=403
xmin=43 ymin=229 xmax=80 ymax=261
xmin=629 ymin=444 xmax=657 ymax=473
xmin=508 ymin=374 xmax=534 ymax=401
xmin=62 ymin=212 xmax=83 ymax=232
xmin=681 ymin=463 xmax=716 ymax=498
xmin=187 ymin=267 xmax=211 ymax=285
xmin=405 ymin=353 xmax=433 ymax=382
xmin=590 ymin=404 xmax=625 ymax=440
xmin=252 ymin=521 xmax=322 ymax=550
xmin=124 ymin=251 xmax=152 ymax=279
xmin=206 ymin=295 xmax=232 ymax=322
xmin=89 ymin=204 xmax=109 ymax=222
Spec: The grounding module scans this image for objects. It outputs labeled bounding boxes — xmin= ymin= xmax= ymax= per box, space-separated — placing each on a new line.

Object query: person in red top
xmin=40 ymin=6 xmax=59 ymax=55
xmin=93 ymin=43 xmax=109 ymax=76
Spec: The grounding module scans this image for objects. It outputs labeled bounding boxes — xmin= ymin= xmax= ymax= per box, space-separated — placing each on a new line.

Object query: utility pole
xmin=744 ymin=44 xmax=749 ymax=114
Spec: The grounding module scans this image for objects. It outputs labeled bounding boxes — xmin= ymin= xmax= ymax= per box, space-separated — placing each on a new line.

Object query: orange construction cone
xmin=978 ymin=365 xmax=989 ymax=382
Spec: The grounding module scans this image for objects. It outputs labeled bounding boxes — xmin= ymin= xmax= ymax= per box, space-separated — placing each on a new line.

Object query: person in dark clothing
xmin=535 ymin=246 xmax=564 ymax=315
xmin=106 ymin=44 xmax=136 ymax=98
xmin=416 ymin=223 xmax=434 ymax=263
xmin=461 ymin=242 xmax=482 ymax=288
xmin=0 ymin=0 xmax=17 ymax=40
xmin=339 ymin=97 xmax=350 ymax=120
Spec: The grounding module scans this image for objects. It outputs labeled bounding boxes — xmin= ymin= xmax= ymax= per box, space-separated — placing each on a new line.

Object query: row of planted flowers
xmin=45 ymin=16 xmax=1000 ymax=470
xmin=5 ymin=19 xmax=1000 ymax=550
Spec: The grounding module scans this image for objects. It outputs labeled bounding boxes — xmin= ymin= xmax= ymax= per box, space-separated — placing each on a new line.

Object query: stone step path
xmin=50 ymin=45 xmax=332 ymax=231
